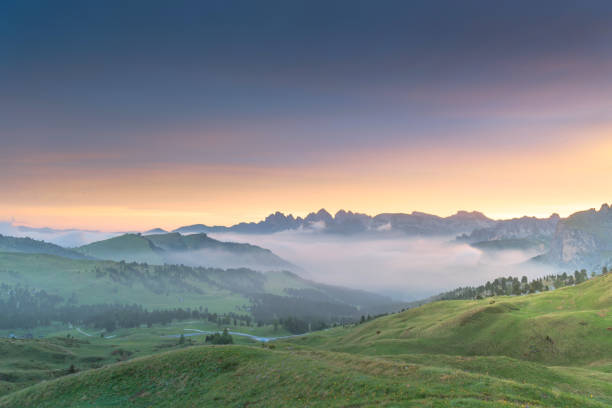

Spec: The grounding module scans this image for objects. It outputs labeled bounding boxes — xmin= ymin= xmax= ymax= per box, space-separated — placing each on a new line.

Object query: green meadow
xmin=0 ymin=274 xmax=609 ymax=407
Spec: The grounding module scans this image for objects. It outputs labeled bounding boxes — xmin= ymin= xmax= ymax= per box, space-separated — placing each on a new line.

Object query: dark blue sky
xmin=1 ymin=1 xmax=612 ymax=228
xmin=3 ymin=1 xmax=612 ymax=157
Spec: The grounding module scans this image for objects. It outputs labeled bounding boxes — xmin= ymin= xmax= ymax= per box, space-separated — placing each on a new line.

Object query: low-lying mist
xmin=209 ymin=231 xmax=560 ymax=301
xmin=162 ymin=248 xmax=294 ymax=272
xmin=0 ymin=221 xmax=119 ymax=247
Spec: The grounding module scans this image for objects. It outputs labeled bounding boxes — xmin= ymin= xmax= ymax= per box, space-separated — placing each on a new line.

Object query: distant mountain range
xmin=457 ymin=214 xmax=561 ymax=253
xmin=458 ymin=204 xmax=612 ymax=269
xmin=171 ymin=204 xmax=612 ymax=269
xmin=174 ymin=209 xmax=496 ymax=236
xmin=4 ymin=203 xmax=611 ymax=270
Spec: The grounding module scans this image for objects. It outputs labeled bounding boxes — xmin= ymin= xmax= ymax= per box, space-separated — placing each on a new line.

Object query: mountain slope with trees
xmin=0 ymin=235 xmax=90 ymax=260
xmin=0 ymin=252 xmax=399 ymax=332
xmin=76 ymin=232 xmax=294 ymax=270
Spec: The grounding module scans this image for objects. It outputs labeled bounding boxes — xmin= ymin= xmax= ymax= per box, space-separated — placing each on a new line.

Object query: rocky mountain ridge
xmin=543 ymin=203 xmax=612 ymax=267
xmin=174 ymin=209 xmax=496 ymax=236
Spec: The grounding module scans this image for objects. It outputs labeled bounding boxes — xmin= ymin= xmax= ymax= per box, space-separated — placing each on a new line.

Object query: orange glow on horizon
xmin=2 ymin=130 xmax=611 ymax=231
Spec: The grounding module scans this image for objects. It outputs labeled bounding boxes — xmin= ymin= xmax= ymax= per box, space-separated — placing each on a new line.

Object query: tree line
xmin=436 ymin=268 xmax=606 ymax=301
xmin=0 ymin=284 xmax=253 ymax=331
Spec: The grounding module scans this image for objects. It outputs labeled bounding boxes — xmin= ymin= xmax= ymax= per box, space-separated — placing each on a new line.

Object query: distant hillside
xmin=76 ymin=233 xmax=294 ymax=270
xmin=0 ymin=252 xmax=397 ymax=317
xmin=0 ymin=234 xmax=90 ymax=260
xmin=76 ymin=234 xmax=165 ymax=264
xmin=144 ymin=228 xmax=168 ymax=235
xmin=457 ymin=214 xmax=560 ymax=254
xmin=174 ymin=209 xmax=495 ymax=236
xmin=470 ymin=238 xmax=548 ymax=252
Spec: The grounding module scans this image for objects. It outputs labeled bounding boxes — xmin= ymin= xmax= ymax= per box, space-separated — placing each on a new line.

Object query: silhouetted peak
xmin=450 ymin=210 xmax=490 ymax=220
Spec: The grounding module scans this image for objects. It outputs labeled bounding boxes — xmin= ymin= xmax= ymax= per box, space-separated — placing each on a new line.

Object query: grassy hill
xmin=0 ymin=274 xmax=609 ymax=407
xmin=0 ymin=235 xmax=89 ymax=260
xmin=0 ymin=320 xmax=283 ymax=398
xmin=288 ymin=273 xmax=612 ymax=366
xmin=0 ymin=251 xmax=394 ymax=314
xmin=0 ymin=252 xmax=246 ymax=311
xmin=75 ymin=234 xmax=164 ymax=264
xmin=76 ymin=232 xmax=294 ymax=270
xmin=1 ymin=344 xmax=609 ymax=407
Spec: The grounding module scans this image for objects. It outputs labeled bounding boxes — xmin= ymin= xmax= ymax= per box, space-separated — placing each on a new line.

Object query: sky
xmin=1 ymin=0 xmax=612 ymax=231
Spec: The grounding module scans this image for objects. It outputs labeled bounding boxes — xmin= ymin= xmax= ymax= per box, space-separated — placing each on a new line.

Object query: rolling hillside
xmin=76 ymin=234 xmax=164 ymax=264
xmin=287 ymin=274 xmax=612 ymax=365
xmin=1 ymin=275 xmax=610 ymax=407
xmin=76 ymin=233 xmax=294 ymax=270
xmin=2 ymin=346 xmax=609 ymax=408
xmin=0 ymin=235 xmax=90 ymax=260
xmin=0 ymin=252 xmax=395 ymax=316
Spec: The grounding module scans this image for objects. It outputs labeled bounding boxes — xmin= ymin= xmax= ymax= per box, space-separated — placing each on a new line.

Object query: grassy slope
xmin=0 ymin=235 xmax=89 ymax=260
xmin=2 ymin=345 xmax=609 ymax=408
xmin=1 ymin=276 xmax=610 ymax=407
xmin=76 ymin=234 xmax=165 ymax=264
xmin=289 ymin=274 xmax=611 ymax=365
xmin=77 ymin=232 xmax=293 ymax=269
xmin=0 ymin=320 xmax=285 ymax=398
xmin=0 ymin=252 xmax=246 ymax=311
xmin=0 ymin=252 xmax=388 ymax=312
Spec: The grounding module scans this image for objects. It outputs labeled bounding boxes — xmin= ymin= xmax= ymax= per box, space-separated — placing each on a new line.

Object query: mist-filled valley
xmin=209 ymin=231 xmax=558 ymax=300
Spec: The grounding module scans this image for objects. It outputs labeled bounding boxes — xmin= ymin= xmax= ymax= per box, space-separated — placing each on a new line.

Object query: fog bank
xmin=0 ymin=221 xmax=120 ymax=247
xmin=209 ymin=231 xmax=560 ymax=301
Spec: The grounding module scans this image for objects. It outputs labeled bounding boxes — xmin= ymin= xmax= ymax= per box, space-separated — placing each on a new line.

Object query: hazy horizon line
xmin=4 ymin=201 xmax=609 ymax=233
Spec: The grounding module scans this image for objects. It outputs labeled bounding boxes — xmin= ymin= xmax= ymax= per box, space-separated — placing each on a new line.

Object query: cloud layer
xmin=209 ymin=231 xmax=560 ymax=300
xmin=0 ymin=221 xmax=119 ymax=247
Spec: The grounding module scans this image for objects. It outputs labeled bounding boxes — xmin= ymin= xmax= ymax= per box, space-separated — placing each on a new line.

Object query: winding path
xmin=163 ymin=328 xmax=307 ymax=342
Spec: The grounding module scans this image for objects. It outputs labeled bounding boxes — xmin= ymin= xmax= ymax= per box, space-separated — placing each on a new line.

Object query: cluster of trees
xmin=0 ymin=284 xmax=253 ymax=331
xmin=437 ymin=268 xmax=600 ymax=301
xmin=251 ymin=293 xmax=358 ymax=333
xmin=92 ymin=262 xmax=267 ymax=296
xmin=204 ymin=328 xmax=234 ymax=344
xmin=277 ymin=316 xmax=328 ymax=334
xmin=0 ymin=284 xmax=369 ymax=334
xmin=358 ymin=312 xmax=391 ymax=324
